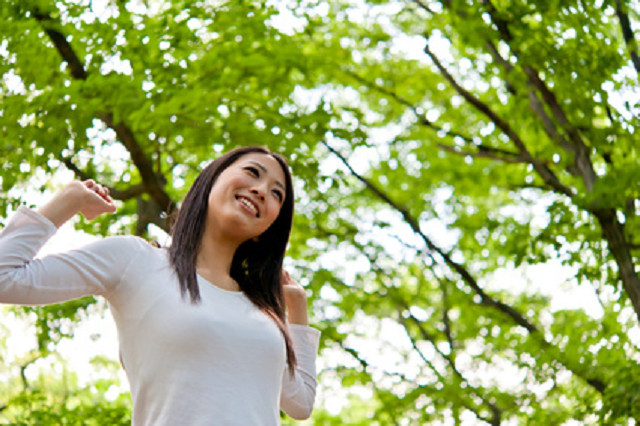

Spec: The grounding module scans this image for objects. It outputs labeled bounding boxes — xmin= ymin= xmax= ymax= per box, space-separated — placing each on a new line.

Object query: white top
xmin=0 ymin=207 xmax=320 ymax=425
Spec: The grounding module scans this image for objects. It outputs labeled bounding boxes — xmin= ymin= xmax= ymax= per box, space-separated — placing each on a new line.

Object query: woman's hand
xmin=77 ymin=180 xmax=117 ymax=220
xmin=282 ymin=269 xmax=309 ymax=326
xmin=37 ymin=180 xmax=117 ymax=227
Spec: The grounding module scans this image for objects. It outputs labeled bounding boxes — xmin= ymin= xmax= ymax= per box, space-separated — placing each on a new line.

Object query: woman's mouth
xmin=236 ymin=196 xmax=259 ymax=217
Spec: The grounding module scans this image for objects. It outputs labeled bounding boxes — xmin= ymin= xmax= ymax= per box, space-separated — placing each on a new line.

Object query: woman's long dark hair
xmin=168 ymin=146 xmax=297 ymax=371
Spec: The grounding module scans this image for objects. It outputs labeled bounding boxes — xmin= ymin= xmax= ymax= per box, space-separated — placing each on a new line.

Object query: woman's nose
xmin=250 ymin=188 xmax=265 ymax=201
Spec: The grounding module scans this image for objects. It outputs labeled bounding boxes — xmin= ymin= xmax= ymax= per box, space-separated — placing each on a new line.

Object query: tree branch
xmin=343 ymin=252 xmax=502 ymax=424
xmin=33 ymin=10 xmax=177 ymax=226
xmin=615 ymin=0 xmax=640 ymax=77
xmin=343 ymin=69 xmax=477 ymax=144
xmin=422 ymin=40 xmax=574 ymax=198
xmin=60 ymin=156 xmax=147 ymax=201
xmin=522 ymin=65 xmax=598 ymax=189
xmin=483 ymin=31 xmax=580 ymax=175
xmin=438 ymin=0 xmax=591 ymax=193
xmin=593 ymin=208 xmax=640 ymax=323
xmin=346 ymin=65 xmax=536 ymax=170
xmin=32 ymin=13 xmax=87 ymax=80
xmin=17 ymin=351 xmax=44 ymax=391
xmin=479 ymin=0 xmax=640 ymax=324
xmin=481 ymin=0 xmax=598 ymax=191
xmin=337 ymin=344 xmax=401 ymax=426
xmin=437 ymin=142 xmax=528 ymax=164
xmin=99 ymin=112 xmax=176 ymax=215
xmin=323 ymin=141 xmax=538 ymax=332
xmin=433 ymin=263 xmax=456 ymax=353
xmin=483 ymin=38 xmax=563 ymax=142
xmin=397 ymin=307 xmax=502 ymax=425
xmin=323 ymin=141 xmax=607 ymax=393
xmin=399 ymin=326 xmax=497 ymax=424
xmin=409 ymin=0 xmax=436 ymax=15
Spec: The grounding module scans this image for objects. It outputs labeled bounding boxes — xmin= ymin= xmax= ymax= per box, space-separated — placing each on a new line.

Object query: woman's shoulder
xmin=81 ymin=234 xmax=164 ymax=264
xmin=106 ymin=234 xmax=158 ymax=247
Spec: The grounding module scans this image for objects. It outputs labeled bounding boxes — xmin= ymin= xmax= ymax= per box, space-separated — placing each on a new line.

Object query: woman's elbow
xmin=283 ymin=393 xmax=316 ymax=420
xmin=0 ymin=269 xmax=19 ymax=302
xmin=287 ymin=404 xmax=314 ymax=420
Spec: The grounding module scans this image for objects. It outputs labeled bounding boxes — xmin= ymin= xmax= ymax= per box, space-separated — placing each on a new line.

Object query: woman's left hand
xmin=282 ymin=270 xmax=309 ymax=326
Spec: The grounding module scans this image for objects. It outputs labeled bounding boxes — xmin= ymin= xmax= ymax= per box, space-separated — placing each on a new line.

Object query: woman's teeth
xmin=238 ymin=197 xmax=258 ymax=216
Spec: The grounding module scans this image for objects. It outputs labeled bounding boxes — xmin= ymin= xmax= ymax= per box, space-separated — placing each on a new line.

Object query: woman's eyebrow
xmin=249 ymin=161 xmax=286 ymax=192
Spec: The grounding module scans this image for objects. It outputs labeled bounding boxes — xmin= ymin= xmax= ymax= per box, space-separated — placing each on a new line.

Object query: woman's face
xmin=206 ymin=152 xmax=287 ymax=242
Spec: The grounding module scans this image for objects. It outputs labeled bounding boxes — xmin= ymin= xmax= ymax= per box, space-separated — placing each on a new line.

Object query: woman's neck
xmin=196 ymin=232 xmax=241 ymax=292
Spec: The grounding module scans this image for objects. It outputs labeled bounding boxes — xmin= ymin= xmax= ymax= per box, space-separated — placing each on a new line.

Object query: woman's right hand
xmin=37 ymin=180 xmax=117 ymax=227
xmin=76 ymin=180 xmax=117 ymax=220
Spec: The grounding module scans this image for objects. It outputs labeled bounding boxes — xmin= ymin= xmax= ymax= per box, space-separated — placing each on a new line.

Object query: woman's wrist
xmin=37 ymin=183 xmax=86 ymax=228
xmin=286 ymin=297 xmax=309 ymax=326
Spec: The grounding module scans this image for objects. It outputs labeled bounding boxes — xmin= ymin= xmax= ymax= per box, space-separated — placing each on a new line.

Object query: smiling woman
xmin=204 ymin=153 xmax=287 ymax=246
xmin=0 ymin=146 xmax=320 ymax=425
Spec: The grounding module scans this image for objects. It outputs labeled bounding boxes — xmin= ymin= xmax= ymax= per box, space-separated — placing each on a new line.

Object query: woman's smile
xmin=236 ymin=195 xmax=259 ymax=217
xmin=205 ymin=153 xmax=287 ymax=241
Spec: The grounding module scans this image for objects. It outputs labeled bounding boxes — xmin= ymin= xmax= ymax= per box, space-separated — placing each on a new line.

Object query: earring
xmin=242 ymin=258 xmax=250 ymax=276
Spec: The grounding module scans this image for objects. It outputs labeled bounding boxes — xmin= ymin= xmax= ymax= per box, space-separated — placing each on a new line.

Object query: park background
xmin=1 ymin=0 xmax=640 ymax=424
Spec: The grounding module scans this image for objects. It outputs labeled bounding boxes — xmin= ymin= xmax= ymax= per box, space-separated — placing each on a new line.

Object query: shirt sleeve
xmin=0 ymin=206 xmax=145 ymax=305
xmin=280 ymin=323 xmax=321 ymax=420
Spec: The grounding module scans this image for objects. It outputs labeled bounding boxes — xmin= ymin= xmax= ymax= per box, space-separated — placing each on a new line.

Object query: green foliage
xmin=11 ymin=297 xmax=97 ymax=351
xmin=0 ymin=329 xmax=131 ymax=425
xmin=3 ymin=387 xmax=131 ymax=426
xmin=1 ymin=0 xmax=640 ymax=423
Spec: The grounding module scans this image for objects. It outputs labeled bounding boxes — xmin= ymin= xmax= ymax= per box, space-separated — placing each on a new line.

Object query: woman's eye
xmin=246 ymin=167 xmax=259 ymax=177
xmin=272 ymin=190 xmax=283 ymax=202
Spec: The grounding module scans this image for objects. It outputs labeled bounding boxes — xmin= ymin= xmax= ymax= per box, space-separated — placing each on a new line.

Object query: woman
xmin=0 ymin=146 xmax=320 ymax=425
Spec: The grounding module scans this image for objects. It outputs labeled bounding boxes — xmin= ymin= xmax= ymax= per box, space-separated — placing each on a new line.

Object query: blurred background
xmin=1 ymin=0 xmax=640 ymax=423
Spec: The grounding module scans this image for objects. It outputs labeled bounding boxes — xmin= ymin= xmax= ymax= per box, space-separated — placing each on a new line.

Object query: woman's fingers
xmin=92 ymin=187 xmax=116 ymax=209
xmin=85 ymin=181 xmax=111 ymax=202
xmin=79 ymin=180 xmax=117 ymax=219
xmin=280 ymin=269 xmax=308 ymax=323
xmin=281 ymin=270 xmax=304 ymax=292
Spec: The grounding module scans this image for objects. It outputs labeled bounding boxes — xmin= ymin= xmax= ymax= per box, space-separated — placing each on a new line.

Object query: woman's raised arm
xmin=0 ymin=181 xmax=144 ymax=305
xmin=279 ymin=270 xmax=320 ymax=420
xmin=38 ymin=180 xmax=116 ymax=227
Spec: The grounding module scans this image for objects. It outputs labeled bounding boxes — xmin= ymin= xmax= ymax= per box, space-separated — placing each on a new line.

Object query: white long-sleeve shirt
xmin=0 ymin=207 xmax=320 ymax=425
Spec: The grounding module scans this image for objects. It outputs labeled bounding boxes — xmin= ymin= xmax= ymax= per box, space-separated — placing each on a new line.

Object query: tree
xmin=0 ymin=314 xmax=131 ymax=425
xmin=287 ymin=0 xmax=640 ymax=422
xmin=1 ymin=0 xmax=639 ymax=423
